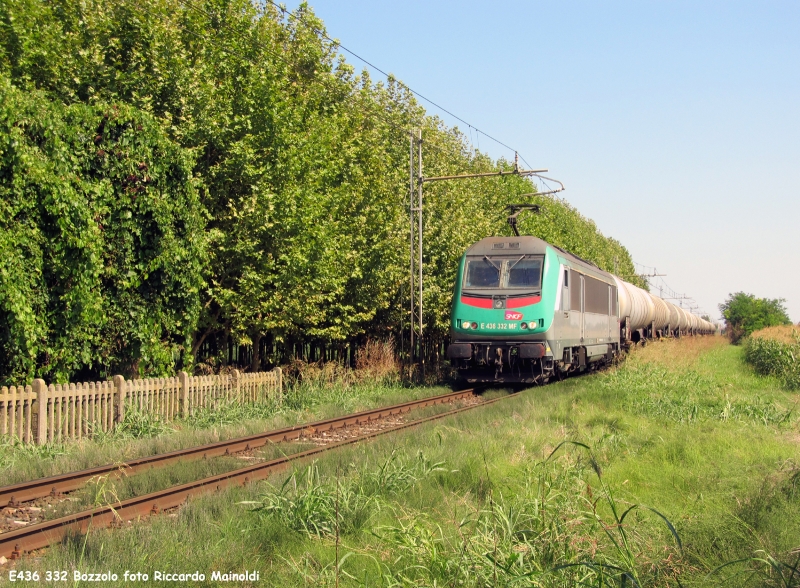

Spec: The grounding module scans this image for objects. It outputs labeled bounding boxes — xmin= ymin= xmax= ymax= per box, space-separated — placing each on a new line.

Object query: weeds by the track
xmin=248 ymin=452 xmax=444 ymax=538
xmin=109 ymin=406 xmax=176 ymax=439
xmin=0 ymin=436 xmax=67 ymax=470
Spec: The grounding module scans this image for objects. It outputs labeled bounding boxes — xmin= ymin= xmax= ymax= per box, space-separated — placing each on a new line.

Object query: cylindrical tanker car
xmin=446 ymin=235 xmax=715 ymax=383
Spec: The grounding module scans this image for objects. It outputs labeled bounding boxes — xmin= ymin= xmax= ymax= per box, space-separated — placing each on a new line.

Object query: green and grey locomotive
xmin=446 ymin=235 xmax=715 ymax=384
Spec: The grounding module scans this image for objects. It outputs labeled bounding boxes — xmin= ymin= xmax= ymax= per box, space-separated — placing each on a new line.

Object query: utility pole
xmin=639 ymin=269 xmax=666 ymax=281
xmin=409 ymin=130 xmax=426 ymax=378
xmin=408 ymin=131 xmax=554 ymax=381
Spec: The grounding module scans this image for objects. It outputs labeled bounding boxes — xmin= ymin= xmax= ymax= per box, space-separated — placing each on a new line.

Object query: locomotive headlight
xmin=520 ymin=322 xmax=528 ymax=329
xmin=462 ymin=321 xmax=471 ymax=330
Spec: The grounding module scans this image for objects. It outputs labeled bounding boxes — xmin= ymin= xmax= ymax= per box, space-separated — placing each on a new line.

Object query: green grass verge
xmin=2 ymin=338 xmax=799 ymax=587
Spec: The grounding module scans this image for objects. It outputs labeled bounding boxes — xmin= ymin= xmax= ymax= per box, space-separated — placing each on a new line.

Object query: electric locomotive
xmin=446 ymin=235 xmax=620 ymax=383
xmin=446 ymin=219 xmax=717 ymax=384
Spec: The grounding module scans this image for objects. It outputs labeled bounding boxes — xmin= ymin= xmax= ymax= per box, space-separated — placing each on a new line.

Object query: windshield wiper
xmin=483 ymin=255 xmax=502 ymax=271
xmin=507 ymin=255 xmax=526 ymax=271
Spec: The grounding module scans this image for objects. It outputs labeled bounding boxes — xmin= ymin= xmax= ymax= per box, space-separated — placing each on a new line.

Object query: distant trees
xmin=719 ymin=292 xmax=791 ymax=344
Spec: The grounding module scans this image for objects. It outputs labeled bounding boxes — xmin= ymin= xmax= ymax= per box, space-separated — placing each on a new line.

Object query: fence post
xmin=33 ymin=379 xmax=47 ymax=445
xmin=113 ymin=375 xmax=126 ymax=424
xmin=179 ymin=371 xmax=189 ymax=416
xmin=233 ymin=369 xmax=241 ymax=402
xmin=275 ymin=367 xmax=282 ymax=404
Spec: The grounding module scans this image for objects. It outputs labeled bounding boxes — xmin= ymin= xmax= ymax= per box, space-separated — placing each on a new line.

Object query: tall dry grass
xmin=626 ymin=335 xmax=728 ymax=371
xmin=284 ymin=339 xmax=400 ymax=391
xmin=355 ymin=339 xmax=400 ymax=382
xmin=750 ymin=324 xmax=800 ymax=345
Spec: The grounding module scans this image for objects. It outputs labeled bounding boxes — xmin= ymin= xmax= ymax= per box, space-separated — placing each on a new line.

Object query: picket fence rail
xmin=0 ymin=368 xmax=282 ymax=445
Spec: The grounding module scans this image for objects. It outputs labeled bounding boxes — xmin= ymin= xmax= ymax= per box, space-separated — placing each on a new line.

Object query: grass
xmin=1 ymin=336 xmax=799 ymax=587
xmin=247 ymin=451 xmax=445 ymax=538
xmin=0 ymin=386 xmax=485 ymax=526
xmin=0 ymin=379 xmax=455 ymax=485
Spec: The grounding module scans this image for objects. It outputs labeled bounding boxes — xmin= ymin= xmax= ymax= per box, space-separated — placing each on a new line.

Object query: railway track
xmin=0 ymin=388 xmax=477 ymax=509
xmin=0 ymin=387 xmax=507 ymax=560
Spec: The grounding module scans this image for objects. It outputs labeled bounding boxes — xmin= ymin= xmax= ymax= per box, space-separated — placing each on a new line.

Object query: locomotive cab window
xmin=463 ymin=255 xmax=543 ymax=289
xmin=465 ymin=258 xmax=501 ymax=288
xmin=506 ymin=258 xmax=542 ymax=288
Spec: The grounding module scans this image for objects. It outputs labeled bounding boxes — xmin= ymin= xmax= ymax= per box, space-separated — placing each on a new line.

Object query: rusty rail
xmin=0 ymin=389 xmax=508 ymax=559
xmin=0 ymin=388 xmax=478 ymax=508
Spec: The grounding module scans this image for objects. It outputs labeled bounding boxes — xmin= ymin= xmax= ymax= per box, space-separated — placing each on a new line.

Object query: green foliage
xmin=0 ymin=0 xmax=642 ymax=381
xmin=744 ymin=330 xmax=800 ymax=390
xmin=0 ymin=75 xmax=205 ymax=384
xmin=516 ymin=193 xmax=644 ymax=288
xmin=719 ymin=292 xmax=791 ymax=344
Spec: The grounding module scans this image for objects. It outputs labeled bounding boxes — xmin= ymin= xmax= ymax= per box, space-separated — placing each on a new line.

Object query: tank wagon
xmin=446 ymin=235 xmax=715 ymax=384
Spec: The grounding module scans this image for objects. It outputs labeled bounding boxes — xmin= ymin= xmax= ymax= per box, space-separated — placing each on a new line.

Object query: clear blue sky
xmin=291 ymin=0 xmax=800 ymax=323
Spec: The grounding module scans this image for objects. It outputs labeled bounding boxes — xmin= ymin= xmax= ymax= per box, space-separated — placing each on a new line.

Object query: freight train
xmin=446 ymin=234 xmax=715 ymax=384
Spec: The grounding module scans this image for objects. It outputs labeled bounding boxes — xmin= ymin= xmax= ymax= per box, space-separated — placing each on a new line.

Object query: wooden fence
xmin=0 ymin=368 xmax=282 ymax=445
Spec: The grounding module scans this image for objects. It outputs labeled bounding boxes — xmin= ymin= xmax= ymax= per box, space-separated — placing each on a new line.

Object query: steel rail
xmin=0 ymin=388 xmax=478 ymax=508
xmin=0 ymin=392 xmax=511 ymax=559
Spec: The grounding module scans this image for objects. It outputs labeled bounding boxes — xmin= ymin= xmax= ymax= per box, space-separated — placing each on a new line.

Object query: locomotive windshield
xmin=507 ymin=258 xmax=542 ymax=287
xmin=464 ymin=257 xmax=501 ymax=288
xmin=464 ymin=256 xmax=542 ymax=289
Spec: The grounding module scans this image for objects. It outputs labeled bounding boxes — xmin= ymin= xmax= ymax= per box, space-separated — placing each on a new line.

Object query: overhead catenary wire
xmin=267 ymin=0 xmax=534 ymax=165
xmin=118 ymin=0 xmax=456 ymax=160
xmin=632 ymin=262 xmax=709 ymax=316
xmin=48 ymin=0 xmax=545 ymax=200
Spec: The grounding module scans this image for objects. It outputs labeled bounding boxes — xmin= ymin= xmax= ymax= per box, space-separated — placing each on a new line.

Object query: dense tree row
xmin=0 ymin=0 xmax=641 ymax=384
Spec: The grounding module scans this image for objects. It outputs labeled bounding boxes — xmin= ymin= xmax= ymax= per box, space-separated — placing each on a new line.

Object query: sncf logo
xmin=505 ymin=311 xmax=523 ymax=321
